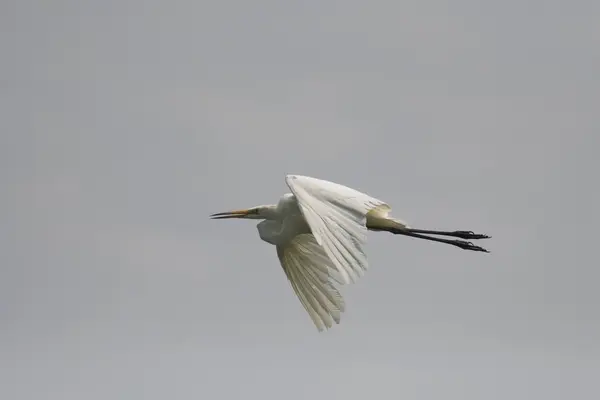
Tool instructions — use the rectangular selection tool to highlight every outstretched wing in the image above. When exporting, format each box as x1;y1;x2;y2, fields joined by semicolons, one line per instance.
277;234;346;331
285;174;390;284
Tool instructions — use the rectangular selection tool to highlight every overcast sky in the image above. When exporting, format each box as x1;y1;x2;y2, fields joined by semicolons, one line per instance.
2;0;599;399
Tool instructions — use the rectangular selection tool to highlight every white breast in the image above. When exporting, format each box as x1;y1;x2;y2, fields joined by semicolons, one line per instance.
256;194;310;246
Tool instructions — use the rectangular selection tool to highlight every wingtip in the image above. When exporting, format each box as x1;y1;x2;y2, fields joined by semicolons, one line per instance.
285;174;300;182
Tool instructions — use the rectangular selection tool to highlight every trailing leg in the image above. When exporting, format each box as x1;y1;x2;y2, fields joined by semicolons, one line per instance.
406;229;490;240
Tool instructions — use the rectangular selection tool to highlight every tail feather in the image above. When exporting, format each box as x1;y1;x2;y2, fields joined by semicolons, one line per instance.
366;214;408;232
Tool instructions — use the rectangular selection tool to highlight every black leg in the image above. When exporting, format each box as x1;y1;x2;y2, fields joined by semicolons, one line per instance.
387;228;490;253
406;229;491;240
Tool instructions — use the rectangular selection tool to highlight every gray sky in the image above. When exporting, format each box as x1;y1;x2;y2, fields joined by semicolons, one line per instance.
2;0;599;399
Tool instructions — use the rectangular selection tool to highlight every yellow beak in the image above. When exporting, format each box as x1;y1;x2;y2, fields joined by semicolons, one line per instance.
209;209;253;219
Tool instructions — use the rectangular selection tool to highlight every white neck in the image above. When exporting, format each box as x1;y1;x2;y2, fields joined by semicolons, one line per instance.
256;204;279;220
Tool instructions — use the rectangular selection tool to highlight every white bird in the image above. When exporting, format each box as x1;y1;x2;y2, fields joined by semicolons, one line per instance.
210;175;490;331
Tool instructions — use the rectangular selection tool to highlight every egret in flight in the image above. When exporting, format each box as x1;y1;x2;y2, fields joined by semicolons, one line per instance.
210;175;490;331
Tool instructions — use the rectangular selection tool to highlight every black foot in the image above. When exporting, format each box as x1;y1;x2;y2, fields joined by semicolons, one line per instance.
452;231;491;240
451;239;490;253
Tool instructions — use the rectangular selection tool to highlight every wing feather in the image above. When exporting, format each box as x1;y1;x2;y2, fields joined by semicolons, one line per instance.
285;174;388;284
277;234;346;331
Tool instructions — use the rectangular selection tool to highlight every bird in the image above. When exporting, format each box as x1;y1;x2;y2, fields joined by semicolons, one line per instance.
210;174;490;331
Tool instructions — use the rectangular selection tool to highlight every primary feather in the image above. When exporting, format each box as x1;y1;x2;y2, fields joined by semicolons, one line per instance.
277;234;345;331
285;175;389;284
252;175;389;330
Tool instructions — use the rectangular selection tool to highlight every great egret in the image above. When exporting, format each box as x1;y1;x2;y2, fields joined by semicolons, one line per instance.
210;175;490;331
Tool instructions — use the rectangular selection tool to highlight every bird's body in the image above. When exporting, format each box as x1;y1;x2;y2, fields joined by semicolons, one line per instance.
211;175;490;331
256;193;308;246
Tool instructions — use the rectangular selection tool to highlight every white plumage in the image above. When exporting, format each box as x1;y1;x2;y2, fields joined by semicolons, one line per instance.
286;175;390;284
211;174;490;331
277;234;345;331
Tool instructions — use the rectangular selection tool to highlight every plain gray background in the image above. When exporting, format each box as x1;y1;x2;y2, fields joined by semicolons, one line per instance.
3;0;599;399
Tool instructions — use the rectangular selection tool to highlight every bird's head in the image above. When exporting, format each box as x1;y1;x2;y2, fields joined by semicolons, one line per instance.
209;205;277;220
